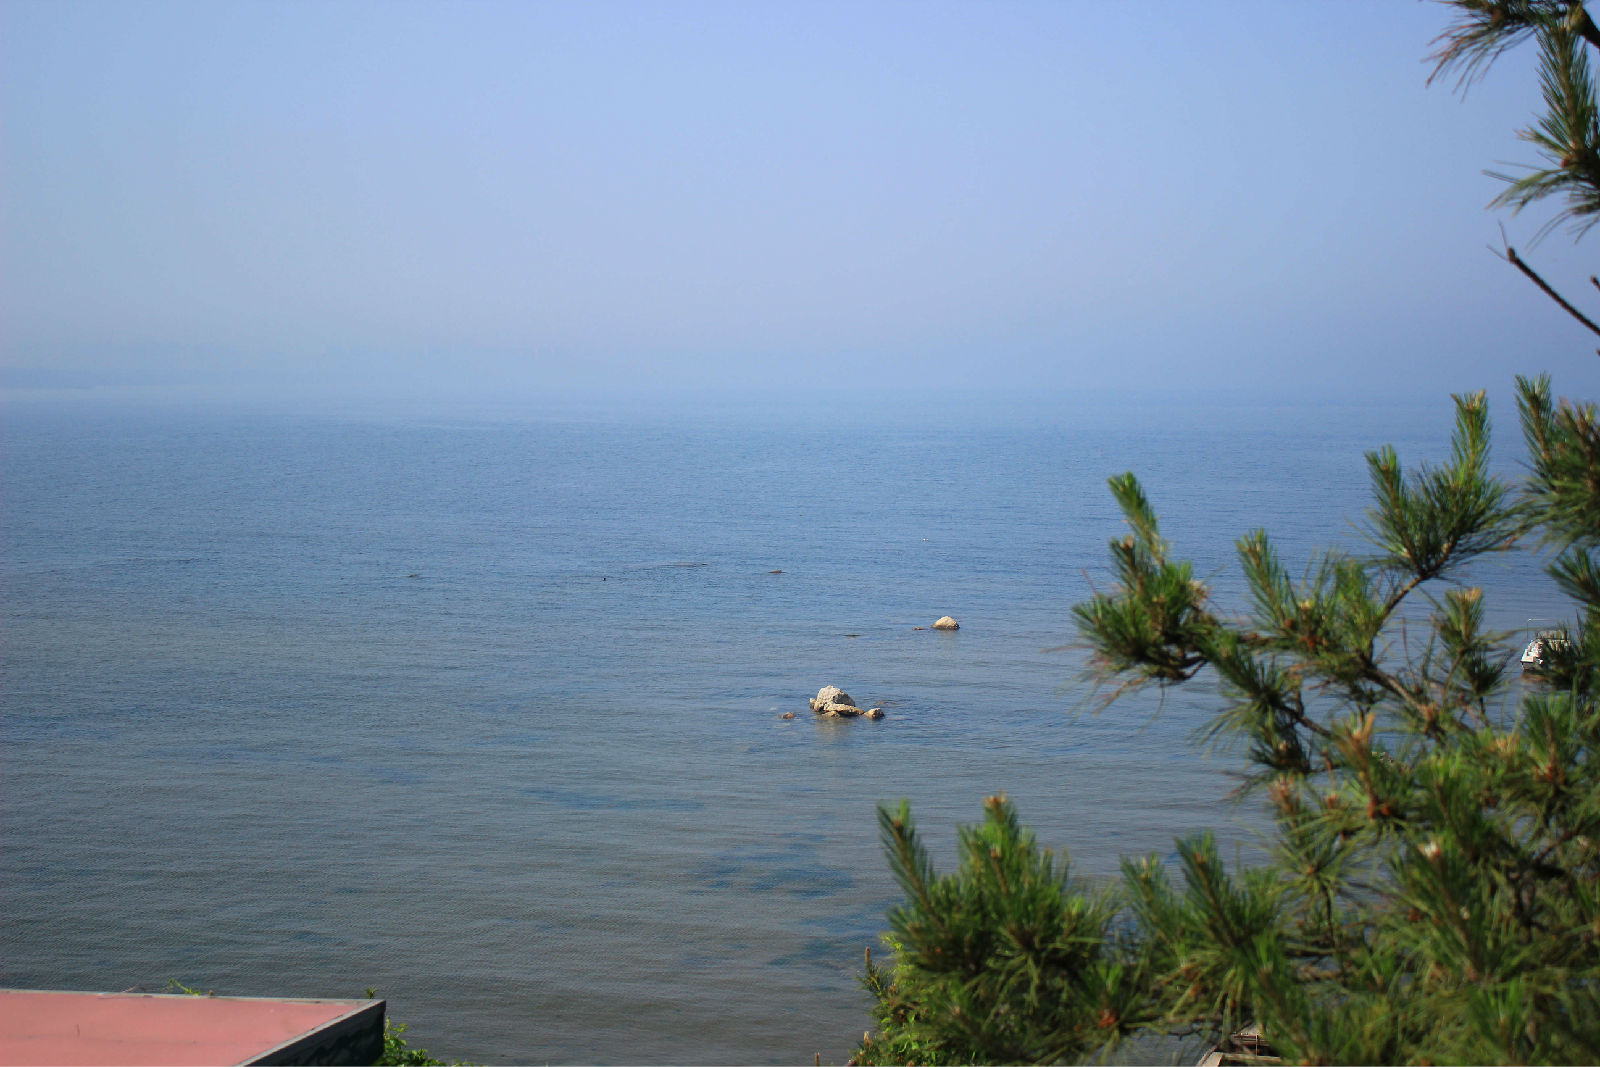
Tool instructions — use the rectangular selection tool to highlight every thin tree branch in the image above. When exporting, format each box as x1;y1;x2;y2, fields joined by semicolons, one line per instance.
1498;241;1600;341
1286;692;1332;740
1578;6;1600;54
1381;570;1430;620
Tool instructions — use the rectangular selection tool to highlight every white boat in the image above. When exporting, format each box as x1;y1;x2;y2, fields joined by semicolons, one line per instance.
1521;629;1569;672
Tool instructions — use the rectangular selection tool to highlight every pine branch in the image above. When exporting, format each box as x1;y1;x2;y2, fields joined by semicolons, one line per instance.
1430;2;1600;87
1488;19;1600;236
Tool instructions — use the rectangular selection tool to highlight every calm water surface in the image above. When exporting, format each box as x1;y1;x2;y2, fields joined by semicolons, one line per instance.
0;394;1565;1063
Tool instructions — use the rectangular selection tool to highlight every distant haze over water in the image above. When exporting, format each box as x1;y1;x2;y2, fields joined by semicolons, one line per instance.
0;393;1568;1063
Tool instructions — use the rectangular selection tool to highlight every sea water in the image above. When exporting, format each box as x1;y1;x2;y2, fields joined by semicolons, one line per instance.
0;392;1567;1063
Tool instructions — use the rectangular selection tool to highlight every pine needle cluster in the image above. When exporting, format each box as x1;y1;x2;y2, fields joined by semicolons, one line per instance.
1434;1;1600;237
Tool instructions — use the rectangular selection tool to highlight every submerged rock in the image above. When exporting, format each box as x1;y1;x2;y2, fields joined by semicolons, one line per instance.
819;702;862;717
933;616;960;630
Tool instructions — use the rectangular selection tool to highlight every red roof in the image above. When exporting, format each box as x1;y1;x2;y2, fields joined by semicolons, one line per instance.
0;989;383;1066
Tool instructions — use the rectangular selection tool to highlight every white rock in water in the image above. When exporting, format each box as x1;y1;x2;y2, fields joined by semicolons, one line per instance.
810;685;855;711
933;616;960;630
865;708;885;720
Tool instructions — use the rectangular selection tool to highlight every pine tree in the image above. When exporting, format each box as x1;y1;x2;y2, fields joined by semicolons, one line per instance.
855;5;1600;1064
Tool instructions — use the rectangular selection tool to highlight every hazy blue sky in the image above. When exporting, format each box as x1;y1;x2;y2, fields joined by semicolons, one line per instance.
3;0;1597;405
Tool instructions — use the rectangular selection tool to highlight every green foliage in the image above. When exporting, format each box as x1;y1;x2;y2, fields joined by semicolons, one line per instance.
856;13;1600;1058
858;798;1144;1066
860;934;976;1066
375;1019;452;1067
165;978;216;997
367;989;466;1067
1070;473;1214;686
857;385;1600;1064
